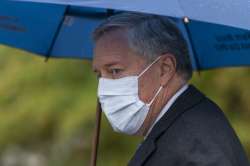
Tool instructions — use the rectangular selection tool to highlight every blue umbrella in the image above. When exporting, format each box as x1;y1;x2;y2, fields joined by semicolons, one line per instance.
0;0;250;70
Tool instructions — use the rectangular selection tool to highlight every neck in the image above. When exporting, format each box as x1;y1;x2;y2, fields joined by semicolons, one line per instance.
136;76;187;136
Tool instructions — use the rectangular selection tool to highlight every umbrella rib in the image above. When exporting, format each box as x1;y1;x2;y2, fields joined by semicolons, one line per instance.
45;5;70;62
183;19;201;71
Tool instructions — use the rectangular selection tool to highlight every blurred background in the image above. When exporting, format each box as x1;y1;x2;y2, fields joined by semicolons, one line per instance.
0;45;249;166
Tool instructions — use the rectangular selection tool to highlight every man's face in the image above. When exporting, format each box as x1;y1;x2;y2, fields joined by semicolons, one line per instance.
92;29;162;103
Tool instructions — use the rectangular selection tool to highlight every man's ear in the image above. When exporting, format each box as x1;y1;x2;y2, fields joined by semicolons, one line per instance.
159;53;177;87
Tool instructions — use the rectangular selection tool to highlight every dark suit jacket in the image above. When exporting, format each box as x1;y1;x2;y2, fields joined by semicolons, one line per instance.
128;85;249;166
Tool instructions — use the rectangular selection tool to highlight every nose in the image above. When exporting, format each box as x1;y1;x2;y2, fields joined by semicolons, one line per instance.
99;70;112;79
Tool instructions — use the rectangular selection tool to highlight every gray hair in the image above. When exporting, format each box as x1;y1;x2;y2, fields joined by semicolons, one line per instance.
93;12;193;80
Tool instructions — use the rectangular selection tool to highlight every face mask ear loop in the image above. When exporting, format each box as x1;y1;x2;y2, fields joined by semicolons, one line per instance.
147;86;163;107
138;56;162;78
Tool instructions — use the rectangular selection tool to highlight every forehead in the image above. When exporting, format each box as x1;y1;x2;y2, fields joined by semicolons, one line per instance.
92;30;145;70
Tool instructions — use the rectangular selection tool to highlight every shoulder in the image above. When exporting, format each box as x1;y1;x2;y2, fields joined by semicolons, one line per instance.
153;95;249;166
159;96;234;144
157;85;234;141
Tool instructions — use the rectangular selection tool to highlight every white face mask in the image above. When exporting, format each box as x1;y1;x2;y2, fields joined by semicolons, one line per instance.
97;56;163;135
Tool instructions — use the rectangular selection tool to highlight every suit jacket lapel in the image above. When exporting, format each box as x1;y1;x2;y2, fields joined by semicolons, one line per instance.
128;85;205;166
128;138;156;166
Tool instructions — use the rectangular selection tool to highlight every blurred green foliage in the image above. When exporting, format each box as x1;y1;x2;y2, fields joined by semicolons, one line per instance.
0;45;249;166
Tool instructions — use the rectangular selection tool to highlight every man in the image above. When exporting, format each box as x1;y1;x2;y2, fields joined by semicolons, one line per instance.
92;12;249;166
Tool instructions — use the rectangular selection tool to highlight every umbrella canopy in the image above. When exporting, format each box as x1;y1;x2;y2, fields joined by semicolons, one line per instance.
0;0;250;70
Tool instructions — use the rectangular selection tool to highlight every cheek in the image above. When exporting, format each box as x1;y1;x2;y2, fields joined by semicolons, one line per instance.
138;72;161;103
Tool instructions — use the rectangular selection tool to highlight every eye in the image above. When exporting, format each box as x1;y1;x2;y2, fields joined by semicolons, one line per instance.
112;69;121;75
109;68;122;76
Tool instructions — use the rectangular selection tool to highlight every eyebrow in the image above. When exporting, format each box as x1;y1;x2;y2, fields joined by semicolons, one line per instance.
92;61;122;73
104;61;121;67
